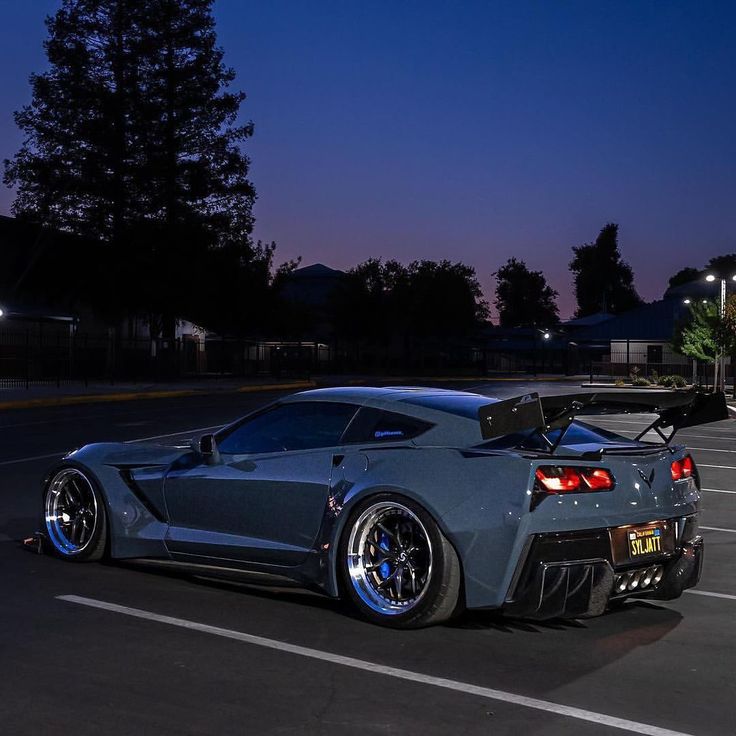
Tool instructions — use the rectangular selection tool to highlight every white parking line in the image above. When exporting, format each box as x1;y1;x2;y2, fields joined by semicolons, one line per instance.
0;424;225;466
675;433;736;442
698;464;736;470
57;594;696;736
701;488;736;495
700;525;736;533
0;452;66;467
687;447;736;453
685;590;736;601
592;418;736;435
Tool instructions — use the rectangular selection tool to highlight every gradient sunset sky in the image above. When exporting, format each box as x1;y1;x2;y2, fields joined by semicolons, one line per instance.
1;1;735;318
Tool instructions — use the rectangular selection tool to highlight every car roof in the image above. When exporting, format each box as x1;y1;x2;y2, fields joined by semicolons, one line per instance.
282;385;493;406
280;386;500;446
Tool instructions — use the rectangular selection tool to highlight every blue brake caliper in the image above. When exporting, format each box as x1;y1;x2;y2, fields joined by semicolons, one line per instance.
379;532;391;580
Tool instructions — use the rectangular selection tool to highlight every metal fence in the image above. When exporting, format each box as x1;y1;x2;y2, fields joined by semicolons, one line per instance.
589;361;731;387
0;330;319;388
0;328;573;388
4;327;726;388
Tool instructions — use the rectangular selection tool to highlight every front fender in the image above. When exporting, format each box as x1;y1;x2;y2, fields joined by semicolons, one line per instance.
43;442;184;559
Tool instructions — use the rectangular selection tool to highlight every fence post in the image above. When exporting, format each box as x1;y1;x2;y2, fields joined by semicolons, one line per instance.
25;329;30;390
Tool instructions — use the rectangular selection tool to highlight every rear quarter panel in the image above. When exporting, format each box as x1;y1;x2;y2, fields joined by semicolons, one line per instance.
328;444;699;609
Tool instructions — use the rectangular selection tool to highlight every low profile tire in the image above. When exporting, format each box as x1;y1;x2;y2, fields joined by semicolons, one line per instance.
339;494;462;629
43;466;107;561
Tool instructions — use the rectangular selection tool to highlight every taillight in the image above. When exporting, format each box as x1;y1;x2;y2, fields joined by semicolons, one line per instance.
534;466;615;494
672;455;695;481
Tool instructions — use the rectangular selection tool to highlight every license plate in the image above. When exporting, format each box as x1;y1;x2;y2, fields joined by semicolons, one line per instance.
628;525;665;559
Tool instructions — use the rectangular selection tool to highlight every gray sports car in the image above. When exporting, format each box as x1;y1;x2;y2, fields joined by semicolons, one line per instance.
39;386;728;628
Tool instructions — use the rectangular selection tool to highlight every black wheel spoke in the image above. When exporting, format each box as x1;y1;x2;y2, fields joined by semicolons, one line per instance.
376;568;399;590
395;565;404;599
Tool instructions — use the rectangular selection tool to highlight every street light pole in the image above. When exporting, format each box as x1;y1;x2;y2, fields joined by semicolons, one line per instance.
706;272;736;393
719;277;726;393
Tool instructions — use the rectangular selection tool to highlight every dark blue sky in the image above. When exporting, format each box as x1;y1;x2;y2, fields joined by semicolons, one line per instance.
2;1;735;318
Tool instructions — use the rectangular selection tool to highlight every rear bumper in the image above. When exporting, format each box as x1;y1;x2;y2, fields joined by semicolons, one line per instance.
503;530;703;620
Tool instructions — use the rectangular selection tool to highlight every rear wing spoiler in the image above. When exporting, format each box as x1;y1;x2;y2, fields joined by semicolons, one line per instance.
478;389;730;450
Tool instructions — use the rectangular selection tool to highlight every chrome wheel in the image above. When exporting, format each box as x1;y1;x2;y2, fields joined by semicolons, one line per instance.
346;501;433;615
44;468;99;556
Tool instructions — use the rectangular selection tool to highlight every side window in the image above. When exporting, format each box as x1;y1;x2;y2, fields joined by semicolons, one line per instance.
342;407;433;444
217;402;358;455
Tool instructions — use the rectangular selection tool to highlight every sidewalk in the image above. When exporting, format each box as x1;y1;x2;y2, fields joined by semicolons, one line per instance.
0;377;318;410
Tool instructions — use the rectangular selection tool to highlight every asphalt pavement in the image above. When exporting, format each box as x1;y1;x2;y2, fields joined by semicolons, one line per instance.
0;380;734;736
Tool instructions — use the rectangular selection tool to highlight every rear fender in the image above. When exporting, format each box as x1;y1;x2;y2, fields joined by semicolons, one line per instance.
320;447;528;602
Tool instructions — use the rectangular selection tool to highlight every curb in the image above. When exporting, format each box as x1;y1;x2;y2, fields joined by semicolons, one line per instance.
0;374;585;411
0;380;317;411
345;375;577;385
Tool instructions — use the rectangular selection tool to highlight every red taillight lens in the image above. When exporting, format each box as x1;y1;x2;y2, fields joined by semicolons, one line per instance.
535;466;614;494
672;455;695;481
535;466;581;492
681;455;694;477
580;468;615;490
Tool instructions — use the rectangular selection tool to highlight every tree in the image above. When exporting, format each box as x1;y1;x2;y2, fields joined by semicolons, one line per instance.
569;223;642;317
673;300;720;389
705;254;736;277
493;258;559;328
331;258;489;343
717;294;736;398
667;267;700;290
4;0;258;336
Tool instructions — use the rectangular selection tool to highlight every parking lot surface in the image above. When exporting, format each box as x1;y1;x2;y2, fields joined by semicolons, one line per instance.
1;381;734;735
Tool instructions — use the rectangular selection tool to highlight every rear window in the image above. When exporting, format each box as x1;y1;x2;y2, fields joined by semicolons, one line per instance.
478;420;638;450
342;407;433;444
400;393;492;420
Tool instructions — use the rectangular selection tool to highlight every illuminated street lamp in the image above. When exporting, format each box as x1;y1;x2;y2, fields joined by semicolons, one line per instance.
704;271;736;392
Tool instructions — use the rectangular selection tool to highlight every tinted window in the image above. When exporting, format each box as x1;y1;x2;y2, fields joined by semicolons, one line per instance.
217;402;358;454
342;407;433;443
478;420;639;450
400;393;491;420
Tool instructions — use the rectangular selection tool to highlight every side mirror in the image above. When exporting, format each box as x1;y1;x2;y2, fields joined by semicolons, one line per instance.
197;434;221;465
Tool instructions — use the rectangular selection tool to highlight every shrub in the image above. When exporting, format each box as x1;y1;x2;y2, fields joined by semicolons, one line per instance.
632;376;651;387
657;375;688;388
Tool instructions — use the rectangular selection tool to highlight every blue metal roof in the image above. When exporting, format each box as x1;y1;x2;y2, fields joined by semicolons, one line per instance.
570;298;690;342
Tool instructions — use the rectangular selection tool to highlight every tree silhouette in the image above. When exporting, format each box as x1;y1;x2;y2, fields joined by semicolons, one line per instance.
705;254;736;278
4;0;257;335
667;266;700;290
331;258;488;343
569;223;642;317
494;258;559;327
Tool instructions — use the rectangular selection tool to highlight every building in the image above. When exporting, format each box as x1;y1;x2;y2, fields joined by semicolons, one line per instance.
567;278;731;380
